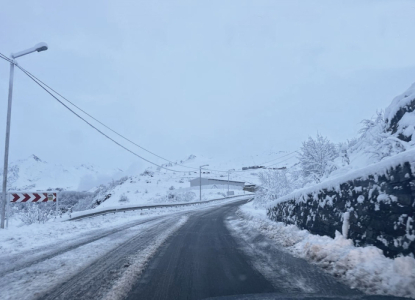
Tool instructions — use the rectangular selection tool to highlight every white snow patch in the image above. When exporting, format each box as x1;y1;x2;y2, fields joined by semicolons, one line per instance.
342;212;350;239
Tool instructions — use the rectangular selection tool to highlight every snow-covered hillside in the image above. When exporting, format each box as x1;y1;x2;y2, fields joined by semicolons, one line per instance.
1;150;296;212
87;152;295;209
0;154;122;191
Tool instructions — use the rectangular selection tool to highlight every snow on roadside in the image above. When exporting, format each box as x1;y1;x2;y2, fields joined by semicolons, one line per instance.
234;201;415;299
1;218;166;300
1;207;167;257
0;196;249;258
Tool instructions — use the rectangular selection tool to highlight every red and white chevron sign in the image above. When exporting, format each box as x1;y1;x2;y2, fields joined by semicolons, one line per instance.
10;192;57;203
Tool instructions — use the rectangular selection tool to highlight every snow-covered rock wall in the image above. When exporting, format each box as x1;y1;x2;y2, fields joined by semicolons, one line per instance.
267;157;415;258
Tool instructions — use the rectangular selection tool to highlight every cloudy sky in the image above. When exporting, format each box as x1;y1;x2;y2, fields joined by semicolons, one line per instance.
1;0;415;171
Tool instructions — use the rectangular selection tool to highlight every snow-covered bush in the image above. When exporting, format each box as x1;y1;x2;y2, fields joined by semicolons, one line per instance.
140;170;154;177
18;203;55;225
154;190;196;203
298;134;338;183
119;194;129;203
59;191;93;212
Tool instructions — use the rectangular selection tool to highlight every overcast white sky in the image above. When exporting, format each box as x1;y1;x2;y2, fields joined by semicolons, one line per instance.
1;0;415;170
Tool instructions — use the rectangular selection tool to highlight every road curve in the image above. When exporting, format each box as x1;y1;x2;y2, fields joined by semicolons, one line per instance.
126;199;360;300
126;200;277;300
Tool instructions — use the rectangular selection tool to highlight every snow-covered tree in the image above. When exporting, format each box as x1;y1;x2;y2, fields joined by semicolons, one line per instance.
254;170;295;207
358;110;408;161
298;134;338;183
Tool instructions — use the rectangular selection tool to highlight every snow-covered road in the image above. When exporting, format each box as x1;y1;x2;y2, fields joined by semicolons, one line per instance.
1;215;182;300
0;197;250;300
125;199;362;300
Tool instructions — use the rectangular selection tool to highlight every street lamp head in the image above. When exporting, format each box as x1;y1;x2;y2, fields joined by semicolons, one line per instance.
35;42;48;52
200;164;209;168
11;42;48;59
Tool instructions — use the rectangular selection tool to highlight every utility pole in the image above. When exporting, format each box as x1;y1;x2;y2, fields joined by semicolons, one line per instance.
227;169;235;196
1;43;48;229
228;171;230;193
199;164;209;201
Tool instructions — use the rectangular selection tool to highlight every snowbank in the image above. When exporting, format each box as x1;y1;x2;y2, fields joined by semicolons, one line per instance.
237;202;415;298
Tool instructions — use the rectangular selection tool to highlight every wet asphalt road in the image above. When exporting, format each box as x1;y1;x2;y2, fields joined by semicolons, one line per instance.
126;200;277;300
126;199;363;300
31;199;361;300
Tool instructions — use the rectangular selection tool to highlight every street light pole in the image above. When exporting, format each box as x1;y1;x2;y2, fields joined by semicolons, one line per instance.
227;169;235;196
199;164;209;202
1;43;48;229
228;172;229;193
1;62;15;229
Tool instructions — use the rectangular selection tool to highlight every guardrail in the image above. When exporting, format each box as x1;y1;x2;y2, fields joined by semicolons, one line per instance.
68;195;253;221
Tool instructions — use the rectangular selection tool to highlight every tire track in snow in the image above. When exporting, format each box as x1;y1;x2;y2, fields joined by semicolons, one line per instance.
37;215;187;300
0;215;163;275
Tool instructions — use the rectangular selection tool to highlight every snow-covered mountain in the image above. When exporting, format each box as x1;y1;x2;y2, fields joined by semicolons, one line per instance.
1;150;295;209
0;154;123;191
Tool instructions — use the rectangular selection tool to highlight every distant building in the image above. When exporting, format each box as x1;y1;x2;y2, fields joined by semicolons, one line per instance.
189;178;245;189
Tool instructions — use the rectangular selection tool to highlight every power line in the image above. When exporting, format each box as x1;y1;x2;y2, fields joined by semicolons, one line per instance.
0;53;12;63
0;54;251;174
16;66;191;173
259;151;298;166
0;52;199;170
0;53;297;175
209;151;299;173
266;155;298;167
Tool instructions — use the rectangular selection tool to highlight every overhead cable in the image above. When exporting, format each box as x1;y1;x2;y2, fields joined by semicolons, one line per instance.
16;66;191;173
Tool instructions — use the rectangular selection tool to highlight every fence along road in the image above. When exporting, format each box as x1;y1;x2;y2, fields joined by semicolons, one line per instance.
67;195;253;221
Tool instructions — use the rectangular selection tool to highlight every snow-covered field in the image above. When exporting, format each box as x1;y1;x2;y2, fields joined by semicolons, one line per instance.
230;201;415;299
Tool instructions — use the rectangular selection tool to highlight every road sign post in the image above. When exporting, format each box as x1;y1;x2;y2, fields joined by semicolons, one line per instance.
5;192;58;227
